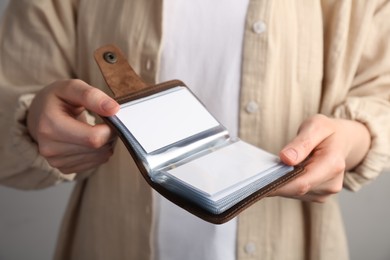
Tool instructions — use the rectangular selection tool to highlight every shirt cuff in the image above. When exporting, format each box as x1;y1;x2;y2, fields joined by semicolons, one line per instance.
6;93;76;189
333;97;390;191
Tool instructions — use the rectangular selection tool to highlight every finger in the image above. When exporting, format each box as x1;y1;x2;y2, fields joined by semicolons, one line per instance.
54;79;119;116
307;160;345;197
284;173;344;203
59;152;113;174
287;193;330;203
39;115;116;148
279;115;335;165
273;141;345;199
47;148;114;173
38;137;116;158
60;161;108;175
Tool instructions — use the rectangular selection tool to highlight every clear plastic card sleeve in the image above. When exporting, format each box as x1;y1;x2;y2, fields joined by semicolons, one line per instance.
107;86;294;215
94;44;305;224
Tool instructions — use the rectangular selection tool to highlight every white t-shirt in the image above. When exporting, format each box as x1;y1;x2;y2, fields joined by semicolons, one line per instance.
154;1;249;259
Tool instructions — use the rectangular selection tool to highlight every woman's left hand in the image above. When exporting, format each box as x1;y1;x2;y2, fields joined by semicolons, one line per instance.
271;114;371;202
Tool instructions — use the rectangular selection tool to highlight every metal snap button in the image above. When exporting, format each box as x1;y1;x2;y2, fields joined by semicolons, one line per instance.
103;52;117;64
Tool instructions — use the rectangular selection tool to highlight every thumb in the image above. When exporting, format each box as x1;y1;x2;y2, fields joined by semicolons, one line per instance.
54;79;119;116
279;137;315;166
279;115;334;166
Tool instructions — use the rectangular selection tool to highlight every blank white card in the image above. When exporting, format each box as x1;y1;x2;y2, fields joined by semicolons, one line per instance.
116;87;220;153
166;140;281;199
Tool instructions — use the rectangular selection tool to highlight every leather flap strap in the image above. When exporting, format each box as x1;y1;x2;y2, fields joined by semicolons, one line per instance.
94;44;148;97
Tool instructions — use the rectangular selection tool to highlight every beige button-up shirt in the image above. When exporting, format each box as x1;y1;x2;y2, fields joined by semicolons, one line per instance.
0;1;389;259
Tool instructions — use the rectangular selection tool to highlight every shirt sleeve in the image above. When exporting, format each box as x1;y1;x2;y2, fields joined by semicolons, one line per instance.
0;0;89;189
0;93;76;189
333;1;390;191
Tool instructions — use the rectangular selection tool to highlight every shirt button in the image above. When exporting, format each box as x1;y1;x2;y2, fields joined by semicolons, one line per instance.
252;20;266;34
245;101;259;114
244;242;256;255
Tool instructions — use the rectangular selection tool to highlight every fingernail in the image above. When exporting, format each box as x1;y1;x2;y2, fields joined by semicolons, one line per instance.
283;148;298;161
102;99;117;113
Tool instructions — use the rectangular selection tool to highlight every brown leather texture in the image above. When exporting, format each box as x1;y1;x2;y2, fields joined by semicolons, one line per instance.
94;44;306;224
94;44;148;97
115;79;186;105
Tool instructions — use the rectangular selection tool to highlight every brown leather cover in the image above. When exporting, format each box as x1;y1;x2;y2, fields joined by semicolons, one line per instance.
94;44;306;224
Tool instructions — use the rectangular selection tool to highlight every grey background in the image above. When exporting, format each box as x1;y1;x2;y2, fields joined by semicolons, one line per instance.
0;1;389;259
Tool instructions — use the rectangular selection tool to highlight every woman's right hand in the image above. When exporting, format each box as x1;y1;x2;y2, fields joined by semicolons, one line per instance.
27;79;120;174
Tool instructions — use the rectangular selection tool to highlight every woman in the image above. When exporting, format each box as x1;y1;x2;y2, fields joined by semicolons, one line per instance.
0;1;389;259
